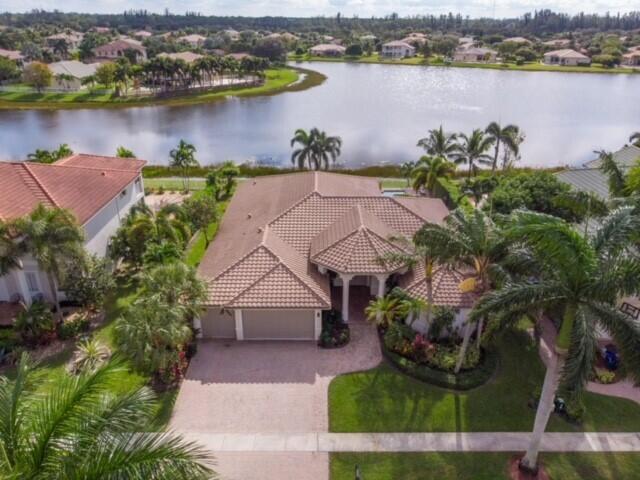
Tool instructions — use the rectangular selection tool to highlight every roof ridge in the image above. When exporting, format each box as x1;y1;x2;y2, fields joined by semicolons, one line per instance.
211;244;278;281
226;262;282;306
20;163;59;208
389;196;434;223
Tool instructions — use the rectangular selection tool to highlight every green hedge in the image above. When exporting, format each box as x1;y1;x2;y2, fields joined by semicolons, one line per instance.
381;339;499;391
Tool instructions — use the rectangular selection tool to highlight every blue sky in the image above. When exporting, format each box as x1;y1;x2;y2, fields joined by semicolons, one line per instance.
0;0;635;18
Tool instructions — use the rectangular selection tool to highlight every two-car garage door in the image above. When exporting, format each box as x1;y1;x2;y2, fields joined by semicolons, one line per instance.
201;308;316;340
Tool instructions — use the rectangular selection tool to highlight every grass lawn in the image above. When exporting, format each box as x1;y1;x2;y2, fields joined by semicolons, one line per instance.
380;178;409;189
0;68;306;110
291;54;639;75
329;329;640;433
330;452;640;480
144;178;207;191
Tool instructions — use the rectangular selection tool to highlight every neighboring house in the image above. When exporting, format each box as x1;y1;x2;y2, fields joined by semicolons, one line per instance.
223;29;240;41
179;34;208;48
458;36;475;47
157;51;203;63
226;52;252;61
0;154;146;306
360;34;377;43
0;48;24;67
196;171;471;342
381;41;416;59
555;144;640;199
543;49;590;66
92;27;111;34
93;39;147;62
264;32;299;43
133;30;153;39
401;33;427;46
48;60;99;90
453;47;497;63
310;44;346;56
622;51;640;67
46;32;83;51
543;38;572;48
502;36;532;44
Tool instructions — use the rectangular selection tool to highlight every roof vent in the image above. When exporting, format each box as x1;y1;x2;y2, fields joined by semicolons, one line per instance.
257;227;263;233
247;213;252;219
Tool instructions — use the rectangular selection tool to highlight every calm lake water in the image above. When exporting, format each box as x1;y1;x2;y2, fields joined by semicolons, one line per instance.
1;62;639;168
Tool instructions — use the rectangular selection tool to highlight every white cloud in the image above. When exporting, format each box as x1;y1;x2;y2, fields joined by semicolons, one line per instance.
0;0;636;17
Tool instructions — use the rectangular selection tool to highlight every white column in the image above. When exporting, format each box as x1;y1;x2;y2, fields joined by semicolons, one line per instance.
16;269;32;306
193;315;203;339
234;309;244;340
314;309;322;341
376;274;388;298
340;274;353;323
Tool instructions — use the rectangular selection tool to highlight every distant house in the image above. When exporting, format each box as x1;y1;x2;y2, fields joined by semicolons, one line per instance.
0;48;24;66
542;38;571;48
360;34;377;43
179;34;207;48
543;49;590;66
458;36;475;47
157;51;203;63
381;41;416;59
91;27;111;34
310;44;346;57
453;47;497;63
133;30;153;39
46;32;83;51
401;33;427;46
264;32;299;43
503;37;532;45
223;29;240;41
622;51;640;67
227;52;252;61
93;39;147;62
48;60;99;90
0;154;146;306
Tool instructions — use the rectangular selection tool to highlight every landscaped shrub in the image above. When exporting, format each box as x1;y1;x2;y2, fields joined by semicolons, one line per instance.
319;309;350;348
564;397;586;424
429;306;455;340
593;367;616;384
57;312;91;340
0;328;20;357
14;301;55;346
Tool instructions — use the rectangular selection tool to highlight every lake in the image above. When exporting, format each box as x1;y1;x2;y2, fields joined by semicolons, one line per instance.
1;62;639;168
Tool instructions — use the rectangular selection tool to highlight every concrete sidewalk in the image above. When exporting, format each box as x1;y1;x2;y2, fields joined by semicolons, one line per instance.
180;431;640;453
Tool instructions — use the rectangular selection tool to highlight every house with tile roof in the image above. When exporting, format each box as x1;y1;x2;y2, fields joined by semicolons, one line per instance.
543;49;590;66
0;154;145;306
93;39;147;62
197;171;475;341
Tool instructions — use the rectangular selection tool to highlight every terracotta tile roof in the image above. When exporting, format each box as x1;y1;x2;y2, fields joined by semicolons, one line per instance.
398;263;478;309
199;171;452;308
310;205;408;274
0;154;145;224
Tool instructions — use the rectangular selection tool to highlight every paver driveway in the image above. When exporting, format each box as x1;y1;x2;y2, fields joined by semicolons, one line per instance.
170;323;381;434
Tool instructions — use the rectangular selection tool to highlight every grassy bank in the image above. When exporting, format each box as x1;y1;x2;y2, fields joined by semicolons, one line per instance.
0;67;324;110
291;54;639;75
331;452;640;480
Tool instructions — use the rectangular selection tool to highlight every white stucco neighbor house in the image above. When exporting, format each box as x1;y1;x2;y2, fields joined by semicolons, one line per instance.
381;41;416;59
543;49;591;66
48;60;100;90
453;46;498;63
0;154;146;307
197;172;475;341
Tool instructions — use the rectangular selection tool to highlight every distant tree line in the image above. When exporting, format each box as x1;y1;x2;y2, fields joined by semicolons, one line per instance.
1;9;639;38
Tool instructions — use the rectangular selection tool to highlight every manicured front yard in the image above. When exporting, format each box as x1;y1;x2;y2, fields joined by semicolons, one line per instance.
329;329;640;433
331;452;640;480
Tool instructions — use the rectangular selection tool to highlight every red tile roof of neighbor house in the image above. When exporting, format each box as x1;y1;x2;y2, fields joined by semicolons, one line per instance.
198;171;453;309
0;154;145;224
399;262;478;309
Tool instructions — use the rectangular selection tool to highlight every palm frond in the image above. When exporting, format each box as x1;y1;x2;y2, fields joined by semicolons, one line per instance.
559;306;598;396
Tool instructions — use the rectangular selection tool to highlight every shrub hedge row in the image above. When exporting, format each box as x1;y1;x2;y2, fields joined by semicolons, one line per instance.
381;339;499;391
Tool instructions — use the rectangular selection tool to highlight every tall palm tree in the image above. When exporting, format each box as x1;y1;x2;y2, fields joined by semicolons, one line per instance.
14;205;84;320
630;131;640;147
417;125;458;159
411;155;456;196
169;140;199;192
0;220;21;275
291;128;342;170
454;129;494;178
400;161;415;187
416;208;508;370
597;150;627;197
0;354;214;479
469;208;640;473
485;122;520;173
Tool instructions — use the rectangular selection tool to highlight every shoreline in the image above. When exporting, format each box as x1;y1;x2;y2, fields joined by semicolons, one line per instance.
0;66;326;111
291;55;640;75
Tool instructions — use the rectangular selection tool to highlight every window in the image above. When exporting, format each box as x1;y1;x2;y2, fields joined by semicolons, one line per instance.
120;188;127;198
25;272;39;293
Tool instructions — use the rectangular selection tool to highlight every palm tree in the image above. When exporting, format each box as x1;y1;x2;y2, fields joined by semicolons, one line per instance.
290;128;342;170
116;146;136;158
14;205;84;320
552;190;609;236
0;354;214;479
365;296;402;328
411;155;456;196
400;161;415;187
416;208;508;370
169;140;199;192
417;125;458;159
485;122;520;173
469;208;640;473
630;131;640;147
0;220;21;275
598;150;627;197
454;129;494;178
